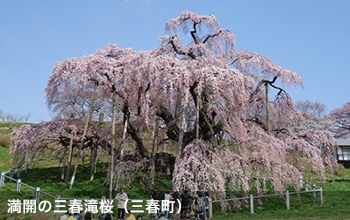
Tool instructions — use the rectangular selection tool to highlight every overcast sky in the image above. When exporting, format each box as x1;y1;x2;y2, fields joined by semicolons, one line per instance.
1;0;349;122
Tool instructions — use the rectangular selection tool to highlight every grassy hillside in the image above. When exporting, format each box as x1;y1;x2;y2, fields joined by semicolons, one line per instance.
1;122;350;219
0;147;10;171
0;122;25;171
1;165;350;220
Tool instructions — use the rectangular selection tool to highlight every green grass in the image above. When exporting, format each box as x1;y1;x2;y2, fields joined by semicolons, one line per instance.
0;160;173;220
0;122;25;147
0;147;11;171
0;122;24;171
1;165;350;219
0;122;26;128
1;122;350;219
212;189;350;219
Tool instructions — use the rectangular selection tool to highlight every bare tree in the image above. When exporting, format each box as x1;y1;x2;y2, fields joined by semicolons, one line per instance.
0;108;31;123
295;100;334;131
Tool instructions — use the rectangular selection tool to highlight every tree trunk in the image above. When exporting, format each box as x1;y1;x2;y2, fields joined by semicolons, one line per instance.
69;82;97;189
177;106;187;160
65;137;74;185
127;123;150;158
109;90;117;200
265;83;271;134
90;147;94;180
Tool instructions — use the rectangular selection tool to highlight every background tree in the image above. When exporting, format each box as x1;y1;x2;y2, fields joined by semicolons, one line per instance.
10;119;111;178
330;102;350;138
295;100;335;131
296;100;326;116
0;108;31;123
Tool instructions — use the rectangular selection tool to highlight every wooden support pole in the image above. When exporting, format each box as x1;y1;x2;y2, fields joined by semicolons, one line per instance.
265;83;271;134
70;82;97;189
65;137;74;184
61;156;66;180
120;114;128;161
196;95;200;139
109;91;117;200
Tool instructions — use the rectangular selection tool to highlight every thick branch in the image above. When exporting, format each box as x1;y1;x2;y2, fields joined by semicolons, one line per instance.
127;122;150;159
190;82;221;143
203;30;223;44
156;105;195;147
190;22;200;44
168;38;196;60
249;73;283;103
122;102;150;159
